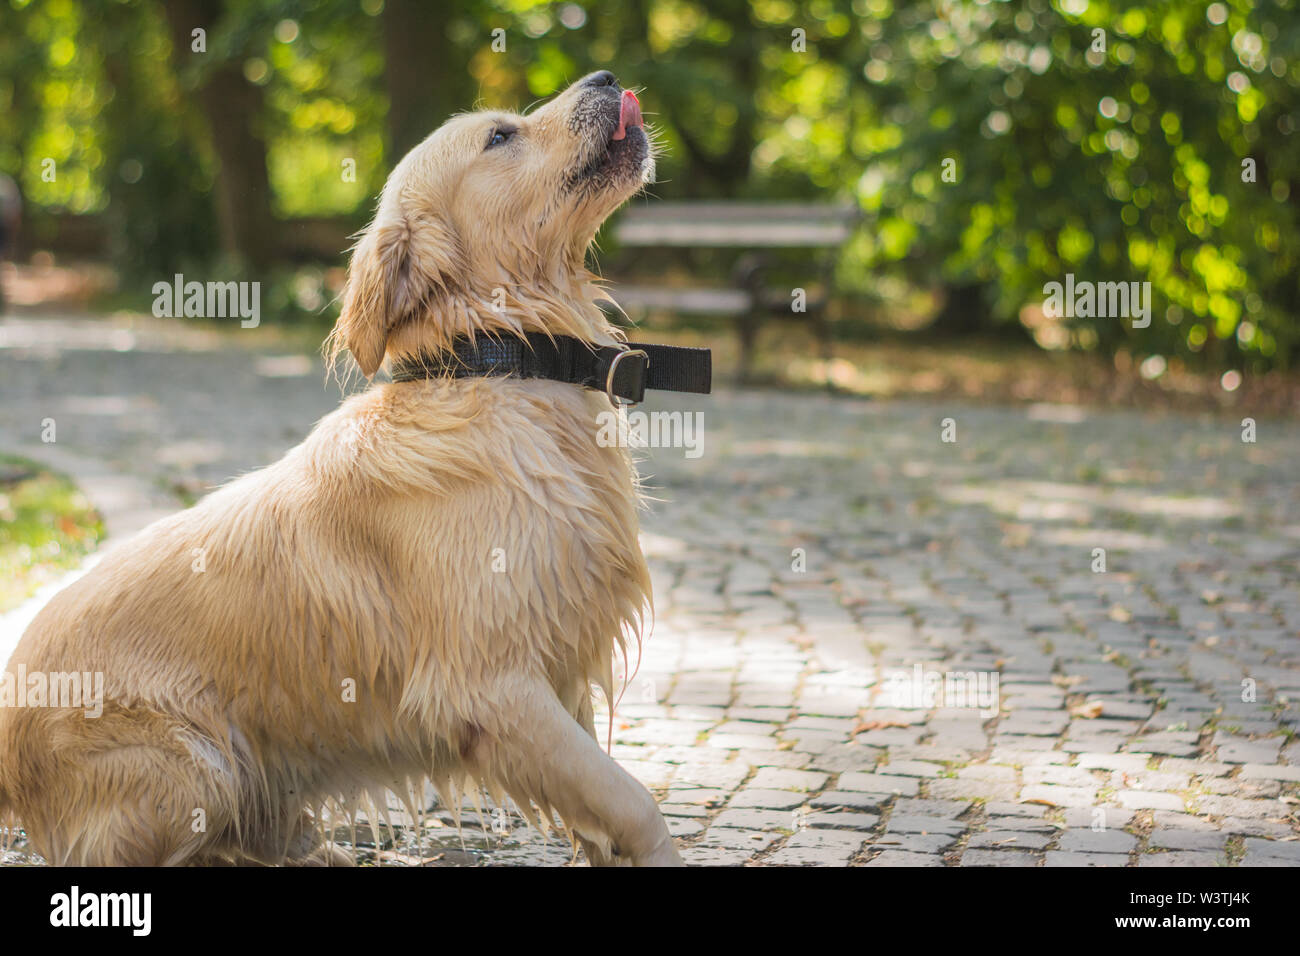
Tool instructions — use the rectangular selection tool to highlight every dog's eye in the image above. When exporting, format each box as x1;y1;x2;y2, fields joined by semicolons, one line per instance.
486;127;515;150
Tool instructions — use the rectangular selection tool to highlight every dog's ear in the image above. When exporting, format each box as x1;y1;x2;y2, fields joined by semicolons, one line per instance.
334;216;409;377
334;213;458;377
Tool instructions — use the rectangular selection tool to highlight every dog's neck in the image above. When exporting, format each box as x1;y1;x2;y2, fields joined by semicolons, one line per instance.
383;269;623;370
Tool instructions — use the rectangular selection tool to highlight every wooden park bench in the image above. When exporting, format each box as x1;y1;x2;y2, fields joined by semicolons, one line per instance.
604;201;859;383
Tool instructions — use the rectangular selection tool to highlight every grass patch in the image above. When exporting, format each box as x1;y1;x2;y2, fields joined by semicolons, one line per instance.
0;455;103;613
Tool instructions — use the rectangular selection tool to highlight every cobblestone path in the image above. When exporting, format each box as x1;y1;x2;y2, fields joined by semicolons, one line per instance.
2;317;1297;866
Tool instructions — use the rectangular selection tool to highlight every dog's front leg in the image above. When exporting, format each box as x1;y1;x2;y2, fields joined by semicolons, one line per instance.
475;683;683;867
570;693;629;867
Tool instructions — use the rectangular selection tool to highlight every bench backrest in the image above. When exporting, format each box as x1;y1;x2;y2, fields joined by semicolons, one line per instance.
613;201;859;248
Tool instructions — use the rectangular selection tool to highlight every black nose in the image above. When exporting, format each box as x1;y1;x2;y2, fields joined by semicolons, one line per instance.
580;70;619;90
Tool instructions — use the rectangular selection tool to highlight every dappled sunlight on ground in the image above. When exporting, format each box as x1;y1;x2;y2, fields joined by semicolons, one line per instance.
942;480;1242;522
2;316;1297;866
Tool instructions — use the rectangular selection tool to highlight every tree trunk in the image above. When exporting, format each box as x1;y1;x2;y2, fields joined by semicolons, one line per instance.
664;0;756;197
382;0;470;161
161;0;276;268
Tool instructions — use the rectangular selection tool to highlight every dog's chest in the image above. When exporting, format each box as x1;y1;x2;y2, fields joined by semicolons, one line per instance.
392;388;651;692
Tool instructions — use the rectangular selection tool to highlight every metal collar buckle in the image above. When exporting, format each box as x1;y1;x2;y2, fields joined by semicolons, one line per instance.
606;348;649;407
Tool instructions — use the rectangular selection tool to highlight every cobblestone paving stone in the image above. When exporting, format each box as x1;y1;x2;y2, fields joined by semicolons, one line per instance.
2;318;1298;866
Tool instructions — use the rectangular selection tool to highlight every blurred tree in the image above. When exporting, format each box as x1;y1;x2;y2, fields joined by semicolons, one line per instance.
3;0;107;216
855;0;1300;369
0;2;38;192
5;0;1298;373
159;0;277;267
98;0;219;276
260;0;386;219
634;0;761;196
382;0;479;160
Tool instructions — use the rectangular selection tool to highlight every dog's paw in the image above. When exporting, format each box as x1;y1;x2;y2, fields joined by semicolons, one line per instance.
638;837;685;867
286;844;356;867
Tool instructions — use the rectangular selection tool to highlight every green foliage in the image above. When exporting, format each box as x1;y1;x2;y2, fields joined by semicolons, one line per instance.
1;0;1297;370
254;0;387;216
3;0;108;213
0;454;103;613
855;0;1300;370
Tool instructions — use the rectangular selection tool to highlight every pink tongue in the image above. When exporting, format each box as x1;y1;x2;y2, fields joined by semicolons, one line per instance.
612;89;642;141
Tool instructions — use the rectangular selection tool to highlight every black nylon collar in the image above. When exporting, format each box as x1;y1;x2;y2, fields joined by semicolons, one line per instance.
389;333;711;405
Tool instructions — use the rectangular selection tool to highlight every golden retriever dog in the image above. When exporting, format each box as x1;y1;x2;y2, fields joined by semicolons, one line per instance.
0;71;686;866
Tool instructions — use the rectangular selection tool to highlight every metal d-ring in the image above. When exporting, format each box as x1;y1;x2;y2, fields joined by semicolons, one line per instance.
605;347;649;407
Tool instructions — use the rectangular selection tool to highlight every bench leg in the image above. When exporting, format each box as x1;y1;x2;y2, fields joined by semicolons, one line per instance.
736;312;761;385
812;307;835;390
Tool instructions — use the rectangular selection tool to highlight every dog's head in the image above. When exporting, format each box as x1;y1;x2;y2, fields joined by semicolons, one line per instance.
331;71;655;377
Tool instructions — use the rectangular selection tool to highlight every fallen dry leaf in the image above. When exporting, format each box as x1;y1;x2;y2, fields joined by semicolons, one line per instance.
1070;701;1105;719
852;719;912;734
